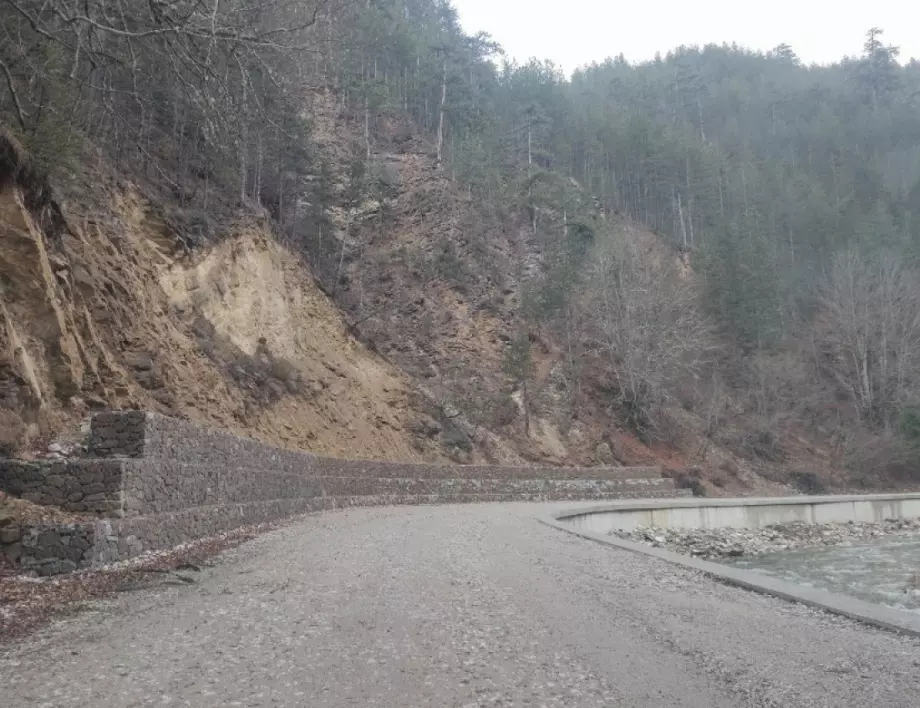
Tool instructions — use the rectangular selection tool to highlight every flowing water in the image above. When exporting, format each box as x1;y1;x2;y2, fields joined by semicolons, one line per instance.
727;536;920;614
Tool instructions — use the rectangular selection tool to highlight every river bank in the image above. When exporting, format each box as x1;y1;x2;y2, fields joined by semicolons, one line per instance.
612;518;920;560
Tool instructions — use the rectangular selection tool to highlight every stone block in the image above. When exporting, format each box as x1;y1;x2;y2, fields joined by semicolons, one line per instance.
0;526;21;544
45;491;66;505
57;544;85;562
36;529;61;546
83;482;106;495
70;535;92;552
78;469;103;484
4;541;21;563
38;560;78;576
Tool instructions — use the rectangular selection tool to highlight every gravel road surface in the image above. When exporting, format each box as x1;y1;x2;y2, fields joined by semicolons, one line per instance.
2;502;919;707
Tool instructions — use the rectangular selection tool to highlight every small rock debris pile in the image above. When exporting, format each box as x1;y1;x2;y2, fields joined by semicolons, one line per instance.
613;518;920;560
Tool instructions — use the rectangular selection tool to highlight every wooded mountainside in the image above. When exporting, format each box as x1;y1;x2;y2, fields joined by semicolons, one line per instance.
3;0;920;484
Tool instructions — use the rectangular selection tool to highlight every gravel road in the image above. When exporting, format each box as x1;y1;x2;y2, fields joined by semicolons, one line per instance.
2;502;920;707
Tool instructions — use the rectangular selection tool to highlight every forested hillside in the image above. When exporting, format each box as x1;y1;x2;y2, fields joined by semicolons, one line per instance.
3;1;920;487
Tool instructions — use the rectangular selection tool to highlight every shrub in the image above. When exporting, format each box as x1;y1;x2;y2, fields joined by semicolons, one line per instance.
844;431;920;484
789;469;827;495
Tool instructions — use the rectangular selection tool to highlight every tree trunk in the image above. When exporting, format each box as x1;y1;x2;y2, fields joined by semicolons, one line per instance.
528;123;536;236
436;58;447;168
718;169;725;218
522;378;531;437
239;78;248;205
254;133;263;206
688;198;695;246
697;92;706;143
364;95;372;163
677;190;688;248
333;217;351;298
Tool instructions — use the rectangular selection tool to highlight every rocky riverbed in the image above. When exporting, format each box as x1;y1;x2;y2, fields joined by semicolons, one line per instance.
612;518;920;560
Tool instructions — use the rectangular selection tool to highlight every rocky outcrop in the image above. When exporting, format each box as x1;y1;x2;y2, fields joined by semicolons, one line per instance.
0;170;469;466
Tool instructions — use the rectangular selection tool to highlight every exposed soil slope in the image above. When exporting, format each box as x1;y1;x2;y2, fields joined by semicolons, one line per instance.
0;154;453;462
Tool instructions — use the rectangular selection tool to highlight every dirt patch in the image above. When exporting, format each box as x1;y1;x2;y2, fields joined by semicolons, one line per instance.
0;159;455;463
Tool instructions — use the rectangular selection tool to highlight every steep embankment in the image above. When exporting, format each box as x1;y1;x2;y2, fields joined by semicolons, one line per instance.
308;92;629;467
0;153;460;463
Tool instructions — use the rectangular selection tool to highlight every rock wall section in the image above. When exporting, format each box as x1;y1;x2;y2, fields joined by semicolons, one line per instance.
0;460;124;516
1;412;683;574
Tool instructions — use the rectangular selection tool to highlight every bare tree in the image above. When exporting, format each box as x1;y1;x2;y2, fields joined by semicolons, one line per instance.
0;0;334;198
818;248;920;427
435;50;448;168
588;228;713;437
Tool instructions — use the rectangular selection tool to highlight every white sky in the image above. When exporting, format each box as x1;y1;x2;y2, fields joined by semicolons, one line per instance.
453;0;920;73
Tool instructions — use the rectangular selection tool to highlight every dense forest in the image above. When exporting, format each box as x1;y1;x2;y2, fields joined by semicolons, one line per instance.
3;0;920;478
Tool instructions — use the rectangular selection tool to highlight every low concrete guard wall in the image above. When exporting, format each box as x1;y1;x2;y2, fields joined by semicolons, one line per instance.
560;494;920;534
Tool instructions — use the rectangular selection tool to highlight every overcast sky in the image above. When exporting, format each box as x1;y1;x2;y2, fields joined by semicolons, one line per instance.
452;1;920;74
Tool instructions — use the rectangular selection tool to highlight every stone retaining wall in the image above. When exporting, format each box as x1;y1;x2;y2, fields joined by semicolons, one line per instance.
0;411;676;575
317;458;662;481
87;411;148;458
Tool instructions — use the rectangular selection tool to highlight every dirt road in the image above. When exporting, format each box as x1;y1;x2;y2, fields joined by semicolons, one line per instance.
2;503;919;707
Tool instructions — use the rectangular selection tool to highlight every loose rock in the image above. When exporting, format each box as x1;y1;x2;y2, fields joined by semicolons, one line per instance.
613;518;920;559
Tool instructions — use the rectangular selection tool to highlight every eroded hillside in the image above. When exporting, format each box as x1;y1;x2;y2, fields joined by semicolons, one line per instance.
0;148;515;464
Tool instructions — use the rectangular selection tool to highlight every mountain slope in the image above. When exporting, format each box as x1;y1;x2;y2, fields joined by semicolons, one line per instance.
0;91;879;498
300;92;798;494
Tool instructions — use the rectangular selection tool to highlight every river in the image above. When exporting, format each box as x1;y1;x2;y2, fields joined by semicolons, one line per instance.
727;535;920;613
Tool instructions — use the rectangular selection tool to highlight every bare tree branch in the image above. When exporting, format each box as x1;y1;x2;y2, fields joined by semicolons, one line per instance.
0;56;28;129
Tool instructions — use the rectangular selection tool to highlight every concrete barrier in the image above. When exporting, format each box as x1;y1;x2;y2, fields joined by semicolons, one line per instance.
539;497;920;638
557;494;920;534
